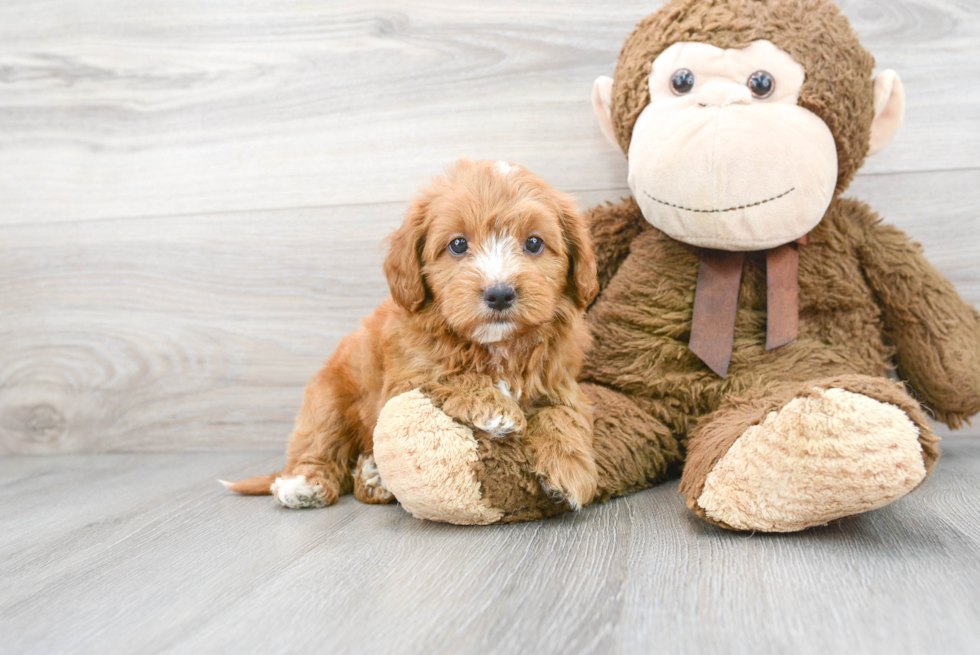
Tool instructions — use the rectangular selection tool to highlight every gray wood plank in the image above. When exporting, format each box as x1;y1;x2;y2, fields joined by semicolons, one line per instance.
3;174;977;454
0;442;978;655
0;0;977;225
0;451;280;600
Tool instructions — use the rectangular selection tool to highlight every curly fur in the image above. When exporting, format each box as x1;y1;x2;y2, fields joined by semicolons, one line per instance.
224;159;600;509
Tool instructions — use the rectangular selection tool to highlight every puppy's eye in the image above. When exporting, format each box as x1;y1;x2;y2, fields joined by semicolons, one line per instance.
670;69;695;95
448;237;468;256
524;236;544;255
747;70;775;98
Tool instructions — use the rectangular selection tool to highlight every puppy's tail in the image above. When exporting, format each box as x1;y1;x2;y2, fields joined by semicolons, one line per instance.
218;474;277;496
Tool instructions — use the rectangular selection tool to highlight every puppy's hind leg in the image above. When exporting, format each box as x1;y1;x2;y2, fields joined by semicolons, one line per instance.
272;461;351;509
273;376;356;509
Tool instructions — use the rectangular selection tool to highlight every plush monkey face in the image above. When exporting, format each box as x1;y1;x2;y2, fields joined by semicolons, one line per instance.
593;0;906;252
627;40;837;250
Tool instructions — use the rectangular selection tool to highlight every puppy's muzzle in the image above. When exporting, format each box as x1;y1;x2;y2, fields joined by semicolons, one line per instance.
483;284;516;311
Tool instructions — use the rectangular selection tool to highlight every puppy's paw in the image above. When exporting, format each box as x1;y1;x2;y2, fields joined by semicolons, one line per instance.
537;452;599;511
441;395;526;438
271;475;336;509
353;454;395;504
473;408;526;439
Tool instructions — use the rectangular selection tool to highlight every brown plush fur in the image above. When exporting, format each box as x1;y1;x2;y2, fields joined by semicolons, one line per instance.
451;0;980;525
226;159;600;509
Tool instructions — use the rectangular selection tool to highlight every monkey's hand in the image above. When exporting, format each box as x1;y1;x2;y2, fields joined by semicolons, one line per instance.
859;209;980;428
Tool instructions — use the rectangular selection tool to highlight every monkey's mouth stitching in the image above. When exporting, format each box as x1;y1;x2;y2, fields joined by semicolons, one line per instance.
643;188;795;214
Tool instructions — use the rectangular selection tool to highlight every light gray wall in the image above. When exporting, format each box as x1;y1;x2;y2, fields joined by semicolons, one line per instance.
2;0;978;453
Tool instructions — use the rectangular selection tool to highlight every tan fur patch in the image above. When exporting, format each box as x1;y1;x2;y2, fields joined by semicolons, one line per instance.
373;390;504;525
697;387;926;532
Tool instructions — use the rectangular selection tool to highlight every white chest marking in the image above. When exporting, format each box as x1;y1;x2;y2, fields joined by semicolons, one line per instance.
474;321;516;344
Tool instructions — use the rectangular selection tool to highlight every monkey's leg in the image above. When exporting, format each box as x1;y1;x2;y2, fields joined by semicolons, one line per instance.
584;383;684;503
372;385;684;524
679;375;940;532
476;383;683;521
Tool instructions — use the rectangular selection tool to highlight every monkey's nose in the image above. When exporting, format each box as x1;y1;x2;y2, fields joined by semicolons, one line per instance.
484;284;516;311
697;82;752;108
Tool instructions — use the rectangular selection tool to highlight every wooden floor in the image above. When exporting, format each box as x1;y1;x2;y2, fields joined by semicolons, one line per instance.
2;0;980;653
3;439;980;655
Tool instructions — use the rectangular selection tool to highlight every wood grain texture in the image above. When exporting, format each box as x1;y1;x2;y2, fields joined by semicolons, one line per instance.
1;0;979;453
2;177;976;452
1;441;979;655
0;0;977;224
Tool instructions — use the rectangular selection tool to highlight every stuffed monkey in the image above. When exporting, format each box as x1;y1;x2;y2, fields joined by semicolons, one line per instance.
373;0;980;530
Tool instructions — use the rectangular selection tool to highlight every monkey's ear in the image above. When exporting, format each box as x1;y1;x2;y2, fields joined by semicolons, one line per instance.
868;70;905;157
592;76;619;150
383;198;428;312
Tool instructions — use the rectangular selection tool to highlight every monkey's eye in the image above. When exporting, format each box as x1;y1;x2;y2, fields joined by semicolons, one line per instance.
524;236;544;255
670;69;695;95
747;70;775;98
448;237;468;256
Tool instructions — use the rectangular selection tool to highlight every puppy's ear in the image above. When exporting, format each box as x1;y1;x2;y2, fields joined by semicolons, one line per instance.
384;197;428;311
555;192;599;309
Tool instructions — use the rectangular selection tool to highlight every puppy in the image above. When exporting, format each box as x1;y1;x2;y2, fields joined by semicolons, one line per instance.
223;159;600;510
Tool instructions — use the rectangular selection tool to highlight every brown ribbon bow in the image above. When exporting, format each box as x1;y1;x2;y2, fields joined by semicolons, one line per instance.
689;236;806;378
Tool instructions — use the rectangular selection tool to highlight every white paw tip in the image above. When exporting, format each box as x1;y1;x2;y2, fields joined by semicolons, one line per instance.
482;416;502;431
217;479;233;489
271;475;325;509
479;415;520;438
358;455;388;491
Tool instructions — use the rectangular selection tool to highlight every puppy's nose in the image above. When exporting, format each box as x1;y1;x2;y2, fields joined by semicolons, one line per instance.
483;284;516;311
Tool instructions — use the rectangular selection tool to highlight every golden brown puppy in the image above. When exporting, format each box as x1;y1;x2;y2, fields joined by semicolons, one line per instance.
223;159;600;510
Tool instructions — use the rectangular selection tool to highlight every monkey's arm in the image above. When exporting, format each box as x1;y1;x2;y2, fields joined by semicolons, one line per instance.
858;212;980;429
588;196;650;292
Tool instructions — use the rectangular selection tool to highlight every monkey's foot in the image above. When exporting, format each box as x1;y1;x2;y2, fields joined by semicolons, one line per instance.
373;390;505;525
682;378;938;532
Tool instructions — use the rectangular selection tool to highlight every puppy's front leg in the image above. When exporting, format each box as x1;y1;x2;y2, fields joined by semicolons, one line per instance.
421;374;526;438
353;453;395;505
527;403;598;510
